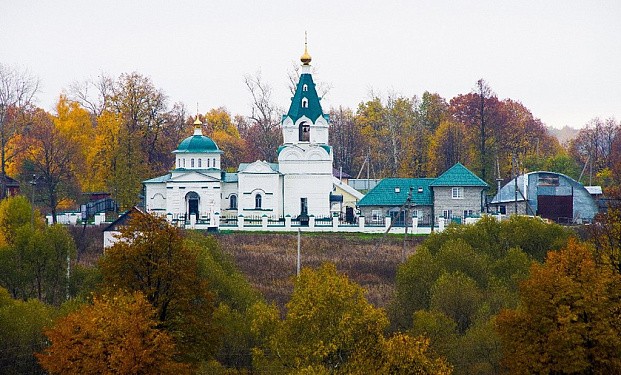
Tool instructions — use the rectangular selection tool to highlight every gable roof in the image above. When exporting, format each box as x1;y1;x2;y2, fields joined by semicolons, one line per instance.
430;163;489;188
104;206;145;232
237;161;279;173
358;178;435;207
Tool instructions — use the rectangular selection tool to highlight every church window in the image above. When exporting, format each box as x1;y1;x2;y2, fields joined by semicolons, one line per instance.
207;158;210;168
191;158;195;168
301;97;308;108
302;84;308;92
213;158;216;168
230;194;237;209
198;158;202;168
183;159;186;168
255;194;262;209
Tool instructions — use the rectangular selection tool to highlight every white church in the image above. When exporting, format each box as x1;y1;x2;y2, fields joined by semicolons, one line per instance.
143;44;360;227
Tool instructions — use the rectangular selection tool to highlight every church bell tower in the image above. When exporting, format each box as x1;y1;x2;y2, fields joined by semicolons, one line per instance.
278;37;333;218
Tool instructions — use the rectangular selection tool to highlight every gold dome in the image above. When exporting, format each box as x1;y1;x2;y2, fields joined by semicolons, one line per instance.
300;45;311;65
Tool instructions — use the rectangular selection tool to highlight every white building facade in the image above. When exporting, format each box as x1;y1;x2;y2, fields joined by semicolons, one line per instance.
144;45;339;226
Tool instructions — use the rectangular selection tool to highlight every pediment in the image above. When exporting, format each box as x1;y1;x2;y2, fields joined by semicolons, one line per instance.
169;171;221;183
239;160;279;174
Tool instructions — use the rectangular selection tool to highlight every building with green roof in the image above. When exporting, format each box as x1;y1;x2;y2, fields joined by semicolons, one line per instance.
357;163;489;226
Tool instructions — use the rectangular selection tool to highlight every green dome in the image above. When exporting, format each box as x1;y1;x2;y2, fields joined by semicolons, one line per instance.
174;135;220;153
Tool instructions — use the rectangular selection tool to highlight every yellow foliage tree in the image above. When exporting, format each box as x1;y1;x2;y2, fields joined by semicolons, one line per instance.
37;292;189;374
496;239;621;374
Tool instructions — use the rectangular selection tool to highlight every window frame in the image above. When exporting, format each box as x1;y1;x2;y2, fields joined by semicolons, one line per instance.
451;187;463;199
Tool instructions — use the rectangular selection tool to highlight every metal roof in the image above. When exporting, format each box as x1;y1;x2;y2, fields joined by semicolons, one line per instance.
358;178;435;207
430;162;489;187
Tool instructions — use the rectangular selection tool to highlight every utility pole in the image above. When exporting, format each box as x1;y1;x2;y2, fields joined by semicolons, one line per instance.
30;174;36;225
297;228;301;276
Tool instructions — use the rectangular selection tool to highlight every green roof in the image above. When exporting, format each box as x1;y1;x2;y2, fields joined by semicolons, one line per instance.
173;135;221;153
430;163;489;187
143;173;172;183
285;73;325;123
358;178;435;207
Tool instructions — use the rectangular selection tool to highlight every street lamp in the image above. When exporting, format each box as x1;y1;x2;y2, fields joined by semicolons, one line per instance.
30;174;36;225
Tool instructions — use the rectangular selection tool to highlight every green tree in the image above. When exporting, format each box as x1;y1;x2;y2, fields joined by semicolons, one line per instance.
0;197;76;305
431;271;483;334
391;246;440;330
37;292;189;375
185;231;261;370
496;240;621;374
410;310;459;360
0;287;54;374
99;214;218;363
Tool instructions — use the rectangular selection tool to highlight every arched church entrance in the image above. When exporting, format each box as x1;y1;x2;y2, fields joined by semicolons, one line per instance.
185;191;200;221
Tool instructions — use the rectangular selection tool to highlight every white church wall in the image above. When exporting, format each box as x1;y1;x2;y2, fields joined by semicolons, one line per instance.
283;174;332;217
238;173;282;218
220;181;238;216
145;184;167;213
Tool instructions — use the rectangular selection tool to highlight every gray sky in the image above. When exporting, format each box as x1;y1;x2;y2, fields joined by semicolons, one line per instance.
1;0;619;129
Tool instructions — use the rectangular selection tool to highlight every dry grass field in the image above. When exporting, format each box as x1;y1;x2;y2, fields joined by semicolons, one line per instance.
215;232;425;311
72;227;425;311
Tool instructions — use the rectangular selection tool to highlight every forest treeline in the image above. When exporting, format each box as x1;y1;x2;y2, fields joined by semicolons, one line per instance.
1;64;620;218
1;195;621;374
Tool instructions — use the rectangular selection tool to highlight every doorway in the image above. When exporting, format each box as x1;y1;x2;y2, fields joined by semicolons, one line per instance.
186;191;200;221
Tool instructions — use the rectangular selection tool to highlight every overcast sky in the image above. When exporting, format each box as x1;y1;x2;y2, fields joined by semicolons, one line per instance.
1;0;619;129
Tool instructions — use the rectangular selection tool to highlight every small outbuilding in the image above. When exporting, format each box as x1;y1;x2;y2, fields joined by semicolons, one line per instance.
489;171;598;223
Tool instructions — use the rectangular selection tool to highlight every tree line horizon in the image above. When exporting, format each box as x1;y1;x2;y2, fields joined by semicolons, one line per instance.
1;63;619;221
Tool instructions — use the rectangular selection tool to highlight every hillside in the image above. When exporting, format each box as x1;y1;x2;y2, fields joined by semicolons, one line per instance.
216;232;424;310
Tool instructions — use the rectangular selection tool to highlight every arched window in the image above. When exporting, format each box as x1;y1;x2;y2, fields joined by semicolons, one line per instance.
213;158;216;168
230;194;237;209
301;97;308;108
191;158;195;168
176;158;180;168
255;194;262;209
183;158;186;168
299;121;310;141
302;84;308;92
207;158;210;168
198;158;202;168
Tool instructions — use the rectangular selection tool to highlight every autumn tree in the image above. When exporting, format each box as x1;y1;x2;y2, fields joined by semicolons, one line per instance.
356;94;418;178
98;213;218;363
329;106;361;176
20;108;79;221
37;292;189;374
569;117;620;186
52;95;95;193
251;263;388;373
347;333;453;375
428;119;468;175
243;71;282;162
203;107;247;170
70;73;185;209
496;240;621;374
391;216;570;374
0;64;39;198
